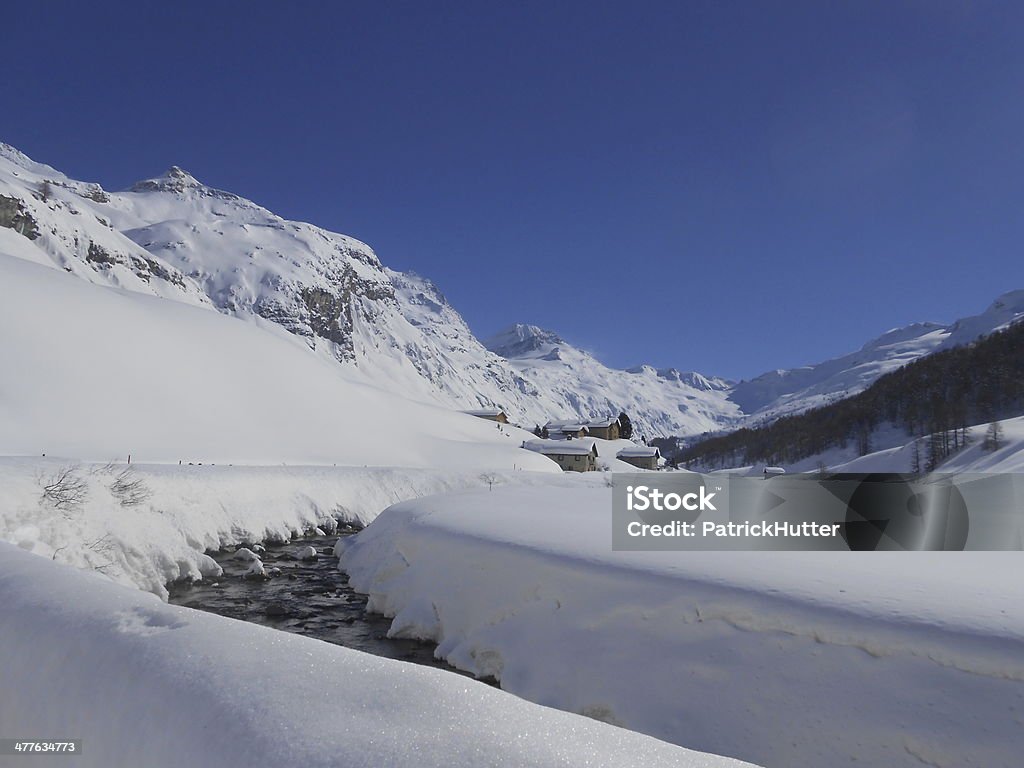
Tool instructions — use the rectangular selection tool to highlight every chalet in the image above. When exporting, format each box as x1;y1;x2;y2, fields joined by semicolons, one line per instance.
544;420;590;440
616;446;661;470
523;438;599;472
463;408;509;424
584;417;621;440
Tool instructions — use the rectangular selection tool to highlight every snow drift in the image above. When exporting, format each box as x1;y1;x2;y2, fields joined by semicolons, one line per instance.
0;542;756;768
340;482;1024;768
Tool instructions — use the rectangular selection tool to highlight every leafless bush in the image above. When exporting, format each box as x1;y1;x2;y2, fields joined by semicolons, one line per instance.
39;465;88;514
84;534;116;572
89;461;117;476
109;468;152;507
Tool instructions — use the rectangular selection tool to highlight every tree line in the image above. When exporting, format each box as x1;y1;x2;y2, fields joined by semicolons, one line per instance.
679;321;1024;470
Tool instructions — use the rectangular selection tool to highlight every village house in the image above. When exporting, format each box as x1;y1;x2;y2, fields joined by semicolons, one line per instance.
523;438;599;472
463;408;509;424
616;446;661;470
584;417;621;440
543;420;590;440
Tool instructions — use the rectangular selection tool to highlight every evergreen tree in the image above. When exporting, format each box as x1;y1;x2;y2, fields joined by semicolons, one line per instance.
618;411;633;440
984;421;1004;452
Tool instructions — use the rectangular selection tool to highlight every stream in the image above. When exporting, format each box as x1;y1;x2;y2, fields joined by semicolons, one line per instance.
167;525;486;682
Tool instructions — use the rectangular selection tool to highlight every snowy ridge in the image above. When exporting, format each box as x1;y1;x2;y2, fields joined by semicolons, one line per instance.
729;292;1024;422
0;145;210;304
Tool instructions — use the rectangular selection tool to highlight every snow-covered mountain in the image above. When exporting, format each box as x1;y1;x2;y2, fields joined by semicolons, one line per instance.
484;324;741;439
0;143;746;440
2;141;1022;444
0;249;560;469
729;291;1024;424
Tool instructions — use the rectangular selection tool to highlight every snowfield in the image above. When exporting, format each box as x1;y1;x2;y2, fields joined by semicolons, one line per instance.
0;542;756;768
0;249;555;471
340;482;1024;768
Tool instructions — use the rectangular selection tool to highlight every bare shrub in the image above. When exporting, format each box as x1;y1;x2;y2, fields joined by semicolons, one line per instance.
83;534;116;572
39;465;88;514
109;468;152;507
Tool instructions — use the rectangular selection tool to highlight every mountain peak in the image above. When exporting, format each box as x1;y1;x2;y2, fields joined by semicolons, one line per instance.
129;166;239;201
165;165;197;182
484;324;565;358
986;289;1024;316
0;142;65;179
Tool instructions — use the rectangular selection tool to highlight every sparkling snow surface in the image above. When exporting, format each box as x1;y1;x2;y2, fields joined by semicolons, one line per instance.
0;542;756;768
341;482;1024;768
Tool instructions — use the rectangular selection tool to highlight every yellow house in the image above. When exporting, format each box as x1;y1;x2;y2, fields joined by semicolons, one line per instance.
585;417;621;440
616;446;661;470
463;408;510;424
522;438;599;472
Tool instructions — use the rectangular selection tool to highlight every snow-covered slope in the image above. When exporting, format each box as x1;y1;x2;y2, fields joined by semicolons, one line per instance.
730;292;1024;422
0;249;555;470
830;414;1024;475
0;145;209;304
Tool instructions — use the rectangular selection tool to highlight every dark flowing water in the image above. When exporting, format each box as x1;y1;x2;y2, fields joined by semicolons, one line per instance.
167;525;485;681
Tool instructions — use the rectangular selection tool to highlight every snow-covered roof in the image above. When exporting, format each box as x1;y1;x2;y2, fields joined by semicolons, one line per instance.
523;439;598;457
463;409;506;418
617;447;661;459
545;421;588;431
585;418;620;429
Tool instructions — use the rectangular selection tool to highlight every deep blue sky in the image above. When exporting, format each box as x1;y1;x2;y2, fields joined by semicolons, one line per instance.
3;2;1022;380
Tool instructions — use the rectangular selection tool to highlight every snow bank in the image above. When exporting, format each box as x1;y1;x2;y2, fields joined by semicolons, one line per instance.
0;542;755;768
0;458;565;597
340;484;1024;768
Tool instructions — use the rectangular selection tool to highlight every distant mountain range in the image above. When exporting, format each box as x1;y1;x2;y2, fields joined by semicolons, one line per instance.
2;141;1022;442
